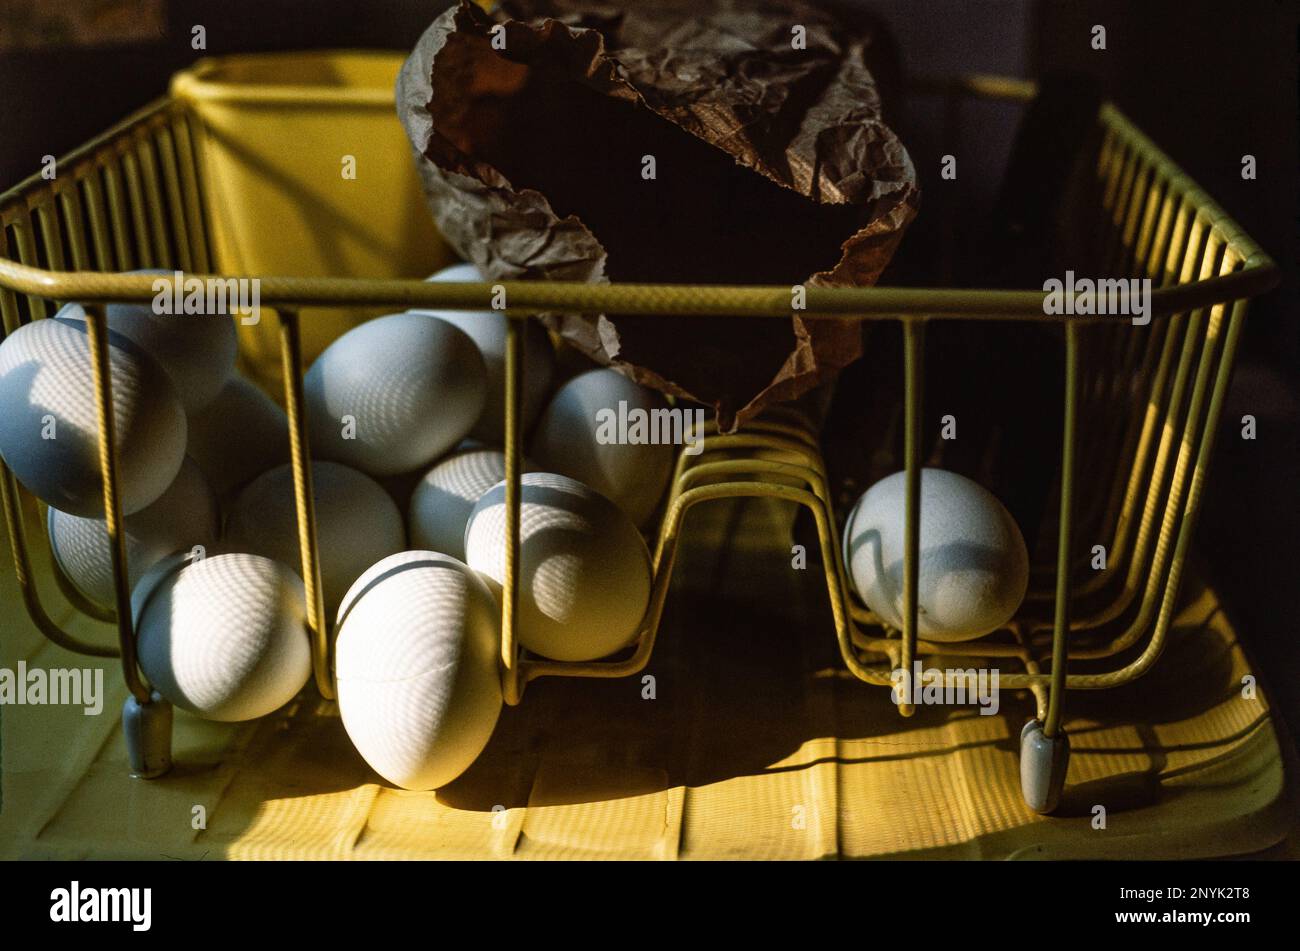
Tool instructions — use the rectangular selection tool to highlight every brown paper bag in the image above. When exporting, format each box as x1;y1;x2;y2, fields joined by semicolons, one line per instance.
398;0;918;430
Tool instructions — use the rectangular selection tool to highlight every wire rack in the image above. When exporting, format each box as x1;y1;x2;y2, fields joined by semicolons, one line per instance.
0;74;1278;813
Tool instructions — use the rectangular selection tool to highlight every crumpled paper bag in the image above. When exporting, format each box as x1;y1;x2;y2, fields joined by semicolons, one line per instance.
398;0;918;430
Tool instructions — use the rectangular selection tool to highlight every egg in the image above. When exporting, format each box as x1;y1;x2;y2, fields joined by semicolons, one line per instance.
304;312;486;476
0;314;186;517
410;263;556;443
133;551;311;721
186;375;290;502
334;551;502;791
842;468;1029;642
48;456;219;611
224;461;405;616
410;445;538;561
464;472;652;662
530;368;674;526
59;270;238;413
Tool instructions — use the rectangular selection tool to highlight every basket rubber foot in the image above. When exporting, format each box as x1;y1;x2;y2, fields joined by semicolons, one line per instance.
123;691;173;779
1020;718;1069;814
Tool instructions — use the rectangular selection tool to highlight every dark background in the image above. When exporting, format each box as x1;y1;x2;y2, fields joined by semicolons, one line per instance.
1;0;1297;738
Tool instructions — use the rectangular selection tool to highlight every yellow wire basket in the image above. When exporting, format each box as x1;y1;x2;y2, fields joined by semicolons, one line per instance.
0;66;1278;815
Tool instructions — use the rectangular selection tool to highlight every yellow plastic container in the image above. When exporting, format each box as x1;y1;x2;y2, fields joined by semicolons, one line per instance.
170;51;455;391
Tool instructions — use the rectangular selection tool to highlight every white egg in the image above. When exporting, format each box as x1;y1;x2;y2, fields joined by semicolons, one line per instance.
530;368;674;526
0;314;186;517
133;552;311;721
465;472;652;662
409;446;509;561
187;375;289;502
60;270;237;413
411;263;556;443
48;456;219;611
842;468;1029;642
335;551;502;791
407;443;536;561
225;461;405;616
304;312;486;476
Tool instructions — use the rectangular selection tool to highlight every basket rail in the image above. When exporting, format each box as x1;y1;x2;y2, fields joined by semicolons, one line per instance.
0;259;1276;324
0;78;1280;754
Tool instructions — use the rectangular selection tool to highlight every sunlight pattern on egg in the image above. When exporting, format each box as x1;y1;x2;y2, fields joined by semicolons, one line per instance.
409;446;509;562
530;368;673;526
225;461;405;616
134;553;311;722
305;312;486;476
62;271;238;413
842;468;1029;642
335;551;502;791
48;457;219;610
410;262;556;443
465;472;651;662
0;314;186;516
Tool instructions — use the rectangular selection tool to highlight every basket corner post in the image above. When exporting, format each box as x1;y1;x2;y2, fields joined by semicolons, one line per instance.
84;302;175;778
276;307;334;702
500;315;526;706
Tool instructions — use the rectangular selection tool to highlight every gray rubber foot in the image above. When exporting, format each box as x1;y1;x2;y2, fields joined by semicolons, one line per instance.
1020;718;1069;814
123;691;173;779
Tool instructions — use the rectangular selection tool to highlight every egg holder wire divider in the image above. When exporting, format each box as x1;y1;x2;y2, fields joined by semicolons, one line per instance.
0;74;1278;813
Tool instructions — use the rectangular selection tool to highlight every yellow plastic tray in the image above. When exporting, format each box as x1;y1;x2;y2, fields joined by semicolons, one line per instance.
1;491;1291;860
170;51;455;390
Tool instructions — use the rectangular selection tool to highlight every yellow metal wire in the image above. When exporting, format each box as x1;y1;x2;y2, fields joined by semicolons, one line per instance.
1044;322;1079;737
84;303;151;703
501;316;525;704
277;309;332;700
898;319;923;717
0;463;117;657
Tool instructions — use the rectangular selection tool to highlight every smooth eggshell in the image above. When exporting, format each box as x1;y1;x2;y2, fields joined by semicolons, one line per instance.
411;263;555;443
0;313;186;517
842;468;1029;642
48;456;219;611
187;375;290;502
465;472;651;662
304;312;486;476
530;368;673;526
409;446;511;562
64;270;238;413
225;461;405;616
134;552;311;721
335;551;502;791
408;446;504;563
